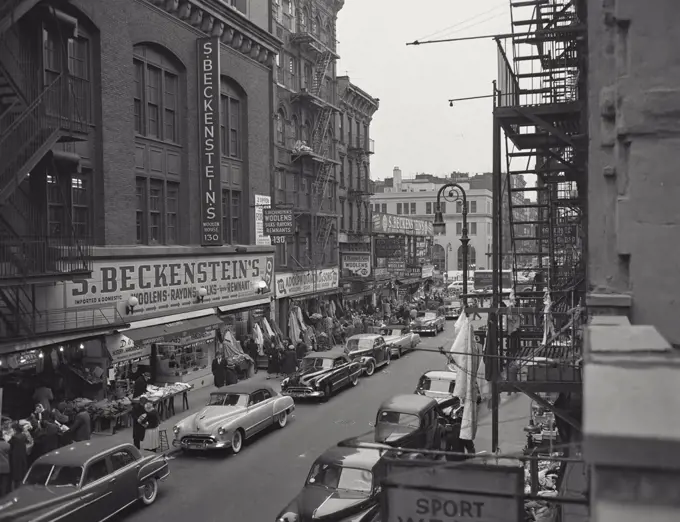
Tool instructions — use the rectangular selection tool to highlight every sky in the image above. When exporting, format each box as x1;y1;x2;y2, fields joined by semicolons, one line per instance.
336;0;511;181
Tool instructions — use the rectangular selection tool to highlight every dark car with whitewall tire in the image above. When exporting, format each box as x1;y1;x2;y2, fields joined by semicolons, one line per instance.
0;439;169;522
344;334;390;376
410;311;446;336
276;446;385;522
281;350;363;402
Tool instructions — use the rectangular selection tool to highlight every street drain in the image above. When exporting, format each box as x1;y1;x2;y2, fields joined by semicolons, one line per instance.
335;419;355;426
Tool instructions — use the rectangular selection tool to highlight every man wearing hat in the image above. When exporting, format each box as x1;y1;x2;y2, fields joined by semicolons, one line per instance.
224;359;239;386
132;396;148;449
281;345;298;378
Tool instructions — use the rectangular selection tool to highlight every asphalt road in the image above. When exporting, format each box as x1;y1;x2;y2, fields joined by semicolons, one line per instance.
120;321;532;522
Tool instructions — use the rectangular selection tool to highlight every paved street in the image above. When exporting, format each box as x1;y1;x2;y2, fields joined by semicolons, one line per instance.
117;321;532;522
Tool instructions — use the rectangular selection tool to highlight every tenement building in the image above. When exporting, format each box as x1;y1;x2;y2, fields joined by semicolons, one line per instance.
0;0;280;390
271;0;345;335
336;76;379;305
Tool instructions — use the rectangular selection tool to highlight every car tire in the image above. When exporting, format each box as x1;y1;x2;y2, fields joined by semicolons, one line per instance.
350;372;359;387
397;347;402;359
140;477;158;506
230;429;244;454
277;411;288;429
365;361;375;376
385;353;391;366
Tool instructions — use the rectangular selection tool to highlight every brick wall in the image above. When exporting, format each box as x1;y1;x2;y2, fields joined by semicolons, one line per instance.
588;0;680;345
71;0;273;247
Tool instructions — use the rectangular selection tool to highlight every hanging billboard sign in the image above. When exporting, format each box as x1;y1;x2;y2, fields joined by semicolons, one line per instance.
342;254;371;277
381;458;524;522
254;194;272;246
263;208;295;236
275;268;339;298
375;237;404;258
197;37;223;245
372;212;434;236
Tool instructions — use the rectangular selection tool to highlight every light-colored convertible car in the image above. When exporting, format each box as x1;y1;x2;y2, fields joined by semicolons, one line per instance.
172;382;294;454
380;327;421;358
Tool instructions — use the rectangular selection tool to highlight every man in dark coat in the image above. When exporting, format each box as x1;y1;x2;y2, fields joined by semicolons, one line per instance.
9;424;28;490
281;345;298;377
68;411;91;442
132;397;148;449
133;371;150;398
244;336;259;372
295;342;308;363
224;360;238;386
212;354;227;388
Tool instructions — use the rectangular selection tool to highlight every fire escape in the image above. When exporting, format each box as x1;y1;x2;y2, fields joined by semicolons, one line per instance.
0;1;121;345
289;8;340;293
493;0;587;429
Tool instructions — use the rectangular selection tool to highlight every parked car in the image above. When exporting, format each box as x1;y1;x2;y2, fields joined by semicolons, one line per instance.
276;446;385;522
373;394;448;452
172;382;294;454
415;370;483;409
281;350;362;401
410;311;445;335
380;326;421;358
0;439;169;522
443;300;462;320
345;334;390;376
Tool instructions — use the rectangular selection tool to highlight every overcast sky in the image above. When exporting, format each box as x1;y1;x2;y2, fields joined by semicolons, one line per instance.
336;0;510;180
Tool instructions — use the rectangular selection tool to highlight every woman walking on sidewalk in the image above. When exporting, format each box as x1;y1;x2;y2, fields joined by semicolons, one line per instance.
139;401;161;452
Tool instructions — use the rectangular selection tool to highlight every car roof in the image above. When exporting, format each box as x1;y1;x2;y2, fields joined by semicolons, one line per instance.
379;394;438;414
34;439;139;467
347;334;381;340
304;349;348;359
218;382;277;395
423;370;457;380
315;446;383;470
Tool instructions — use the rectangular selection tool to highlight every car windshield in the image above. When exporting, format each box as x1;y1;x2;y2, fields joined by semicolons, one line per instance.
418;313;436;320
208;393;248;407
346;338;373;352
307;464;373;495
301;357;333;371
375;410;421;441
420;377;455;393
24;464;82;487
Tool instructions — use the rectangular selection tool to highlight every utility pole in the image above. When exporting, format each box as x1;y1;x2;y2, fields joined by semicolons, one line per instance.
491;81;501;453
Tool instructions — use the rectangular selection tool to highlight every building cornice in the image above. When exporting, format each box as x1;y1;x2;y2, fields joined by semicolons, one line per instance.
145;0;282;67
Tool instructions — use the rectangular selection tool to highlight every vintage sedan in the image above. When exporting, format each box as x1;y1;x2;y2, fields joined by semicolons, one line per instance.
380;327;421;358
410;310;445;336
172;382;294;454
281;350;363;401
415;370;482;412
276;446;385;522
345;334;390;376
443;300;462;320
0;439;169;522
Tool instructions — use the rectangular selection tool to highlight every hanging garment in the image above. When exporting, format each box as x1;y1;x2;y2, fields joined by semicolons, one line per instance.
295;306;307;332
329;300;336;318
262;318;275;338
252;323;265;356
289;310;302;344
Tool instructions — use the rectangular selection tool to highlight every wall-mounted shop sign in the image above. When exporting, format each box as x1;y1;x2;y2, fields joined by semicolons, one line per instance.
375;237;404;258
66;254;274;319
276;268;339;298
421;264;435;278
106;335;149;364
339;243;371;254
197;37;223;246
387;260;406;277
405;266;422;279
374;267;389;279
342;254;371;277
262;208;294;241
372;212;433;236
254;194;272;246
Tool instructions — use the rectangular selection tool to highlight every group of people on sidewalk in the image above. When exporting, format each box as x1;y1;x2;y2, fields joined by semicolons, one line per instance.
0;383;93;497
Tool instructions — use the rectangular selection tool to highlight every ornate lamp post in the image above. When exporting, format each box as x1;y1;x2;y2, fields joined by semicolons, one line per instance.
433;183;469;306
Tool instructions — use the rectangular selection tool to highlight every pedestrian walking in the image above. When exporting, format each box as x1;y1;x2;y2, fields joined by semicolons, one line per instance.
281;345;298;378
212;353;227;388
139;401;161;452
68;410;91;443
132;397;148;450
9;423;28;491
266;342;281;379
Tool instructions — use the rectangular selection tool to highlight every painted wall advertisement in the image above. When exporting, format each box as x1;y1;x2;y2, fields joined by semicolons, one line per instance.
254;194;272;246
275;268;339;298
197;37;223;246
342;254;371;277
372;212;434;236
65;254;274;318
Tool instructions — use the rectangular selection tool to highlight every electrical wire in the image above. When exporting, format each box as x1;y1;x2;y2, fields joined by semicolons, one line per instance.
414;2;507;42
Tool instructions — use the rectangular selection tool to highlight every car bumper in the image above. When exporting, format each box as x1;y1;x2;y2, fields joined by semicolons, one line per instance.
281;388;325;398
173;437;231;450
445;314;459;320
413;327;436;333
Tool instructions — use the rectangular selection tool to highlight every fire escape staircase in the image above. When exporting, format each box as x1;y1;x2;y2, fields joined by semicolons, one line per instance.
495;0;586;395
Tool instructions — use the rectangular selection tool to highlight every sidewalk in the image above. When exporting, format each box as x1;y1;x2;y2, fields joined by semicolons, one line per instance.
92;371;282;455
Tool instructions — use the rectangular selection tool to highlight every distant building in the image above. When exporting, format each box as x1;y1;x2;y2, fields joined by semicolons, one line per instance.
370;168;494;271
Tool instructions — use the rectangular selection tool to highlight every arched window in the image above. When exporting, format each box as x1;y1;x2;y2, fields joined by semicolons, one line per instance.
322;21;332;46
276;109;286;145
302;119;311;144
432;244;446;271
290;115;299;141
457;245;477;270
312;15;320;36
220;77;247;245
299;7;308;31
133;44;184;246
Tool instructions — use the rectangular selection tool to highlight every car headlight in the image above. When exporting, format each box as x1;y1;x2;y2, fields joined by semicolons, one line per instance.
217;427;227;436
278;514;299;522
281;378;289;387
172;426;180;435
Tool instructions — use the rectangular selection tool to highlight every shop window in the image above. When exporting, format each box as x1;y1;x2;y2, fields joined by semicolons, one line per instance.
155;340;212;384
222;189;242;245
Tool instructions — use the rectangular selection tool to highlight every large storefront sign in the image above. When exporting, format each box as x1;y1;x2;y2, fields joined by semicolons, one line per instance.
387;260;405;278
372;212;433;236
263;208;294;236
374;267;389;279
66;254;274;318
375;237;404;258
276;268;339;298
340;243;371;253
342;254;371;277
106;335;149;364
405;266;422;278
197;37;223;246
254;194;272;246
421;264;435;278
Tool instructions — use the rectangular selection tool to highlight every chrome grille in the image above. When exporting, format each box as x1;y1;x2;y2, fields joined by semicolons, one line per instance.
182;435;215;445
285;387;314;394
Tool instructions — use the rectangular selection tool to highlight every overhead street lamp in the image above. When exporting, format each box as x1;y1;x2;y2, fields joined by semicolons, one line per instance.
433;183;469;306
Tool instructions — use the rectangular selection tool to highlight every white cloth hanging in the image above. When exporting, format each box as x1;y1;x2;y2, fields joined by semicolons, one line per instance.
295;306;307;331
289;310;302;343
453;320;480;441
262;318;275;338
253;324;265;356
542;289;555;346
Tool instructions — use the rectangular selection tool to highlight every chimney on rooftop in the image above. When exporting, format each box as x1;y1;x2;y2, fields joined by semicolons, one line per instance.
393;166;402;191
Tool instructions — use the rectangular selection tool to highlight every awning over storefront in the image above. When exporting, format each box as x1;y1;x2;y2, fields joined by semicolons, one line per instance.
6;327;124;355
344;289;374;299
123;315;224;346
287;287;341;300
395;278;421;286
217;297;271;313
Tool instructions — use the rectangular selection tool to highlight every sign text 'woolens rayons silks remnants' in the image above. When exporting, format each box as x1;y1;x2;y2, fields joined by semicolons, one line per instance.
65;254;274;316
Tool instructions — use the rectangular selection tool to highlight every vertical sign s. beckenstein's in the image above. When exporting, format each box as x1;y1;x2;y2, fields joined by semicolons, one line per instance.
197;37;222;245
